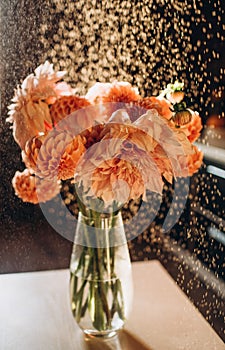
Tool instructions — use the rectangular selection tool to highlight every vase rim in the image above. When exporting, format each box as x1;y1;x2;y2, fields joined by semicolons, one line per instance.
78;209;121;220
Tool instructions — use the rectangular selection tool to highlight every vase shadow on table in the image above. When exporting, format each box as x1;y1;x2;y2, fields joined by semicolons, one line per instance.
81;330;151;350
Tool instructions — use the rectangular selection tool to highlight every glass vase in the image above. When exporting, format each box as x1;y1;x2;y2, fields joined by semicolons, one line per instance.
69;210;133;338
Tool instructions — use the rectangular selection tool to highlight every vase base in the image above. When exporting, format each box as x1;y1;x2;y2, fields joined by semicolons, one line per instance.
84;329;118;339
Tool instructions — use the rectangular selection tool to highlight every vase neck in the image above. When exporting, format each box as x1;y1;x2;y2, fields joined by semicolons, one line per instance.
74;210;126;248
79;210;121;226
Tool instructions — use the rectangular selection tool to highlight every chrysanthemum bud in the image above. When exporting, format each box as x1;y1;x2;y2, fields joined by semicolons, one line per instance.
172;109;192;126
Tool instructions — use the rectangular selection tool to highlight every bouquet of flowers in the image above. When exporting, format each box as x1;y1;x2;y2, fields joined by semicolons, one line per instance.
8;61;203;206
7;61;203;335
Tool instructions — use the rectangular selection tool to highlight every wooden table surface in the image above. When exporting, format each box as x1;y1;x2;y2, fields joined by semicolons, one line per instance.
0;260;224;350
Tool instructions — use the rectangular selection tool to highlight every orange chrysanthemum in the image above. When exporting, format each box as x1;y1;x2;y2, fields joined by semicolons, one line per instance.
12;169;61;204
136;96;173;120
86;82;140;104
102;82;140;104
50;95;91;125
86;82;140;120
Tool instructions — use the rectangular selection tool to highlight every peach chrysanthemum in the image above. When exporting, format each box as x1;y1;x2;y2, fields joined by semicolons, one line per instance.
58;135;86;180
120;142;164;196
133;108;193;160
12;169;61;204
183;111;203;143
80;123;105;149
76;141;164;204
187;145;203;176
100;121;156;154
6;61;73;149
91;158;145;203
90;108;193;189
75;113;165;203
35;130;86;180
22;133;46;172
176;145;203;178
136;96;173;120
50;95;91;125
152;144;175;184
